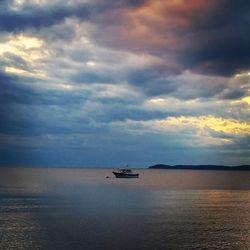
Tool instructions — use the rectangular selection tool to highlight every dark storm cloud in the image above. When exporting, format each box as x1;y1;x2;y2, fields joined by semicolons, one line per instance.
0;0;147;33
72;72;115;84
127;66;177;96
88;0;250;77
89;104;166;123
0;71;28;105
0;69;164;136
0;0;249;167
0;71;86;136
0;71;83;106
1;0;249;80
126;67;232;100
0;4;92;32
2;0;249;76
169;0;250;76
219;89;246;100
182;26;250;76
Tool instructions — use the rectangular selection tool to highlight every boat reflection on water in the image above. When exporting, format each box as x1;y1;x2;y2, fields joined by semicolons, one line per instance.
112;168;139;178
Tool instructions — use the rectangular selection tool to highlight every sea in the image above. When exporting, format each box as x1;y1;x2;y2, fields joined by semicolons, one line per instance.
0;168;249;250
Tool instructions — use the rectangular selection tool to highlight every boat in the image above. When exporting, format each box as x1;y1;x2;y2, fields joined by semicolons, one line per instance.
112;168;139;178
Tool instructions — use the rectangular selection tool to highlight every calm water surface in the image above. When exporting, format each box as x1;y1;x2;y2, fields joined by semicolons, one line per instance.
0;168;249;250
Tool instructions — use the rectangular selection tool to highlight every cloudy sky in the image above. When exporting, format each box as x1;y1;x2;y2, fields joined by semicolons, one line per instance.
0;0;249;167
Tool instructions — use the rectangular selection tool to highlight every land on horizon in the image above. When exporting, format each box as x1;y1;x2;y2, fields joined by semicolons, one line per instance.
148;164;250;171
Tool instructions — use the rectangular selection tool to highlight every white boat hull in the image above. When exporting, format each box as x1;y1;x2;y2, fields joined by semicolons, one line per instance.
112;172;139;178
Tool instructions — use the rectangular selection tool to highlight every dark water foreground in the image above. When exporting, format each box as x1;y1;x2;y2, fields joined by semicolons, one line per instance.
0;168;249;250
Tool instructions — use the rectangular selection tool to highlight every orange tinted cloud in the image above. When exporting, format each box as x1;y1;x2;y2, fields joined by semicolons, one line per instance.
121;0;217;49
92;0;222;75
92;0;249;76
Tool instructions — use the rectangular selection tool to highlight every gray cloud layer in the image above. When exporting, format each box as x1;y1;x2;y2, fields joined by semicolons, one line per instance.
0;0;249;166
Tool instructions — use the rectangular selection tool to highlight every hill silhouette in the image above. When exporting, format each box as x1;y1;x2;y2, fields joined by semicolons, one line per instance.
148;164;250;171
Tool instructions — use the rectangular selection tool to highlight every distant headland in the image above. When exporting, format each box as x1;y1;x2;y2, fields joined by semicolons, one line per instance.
148;164;250;171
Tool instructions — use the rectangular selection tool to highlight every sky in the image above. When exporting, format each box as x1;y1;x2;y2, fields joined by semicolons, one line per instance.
0;0;249;167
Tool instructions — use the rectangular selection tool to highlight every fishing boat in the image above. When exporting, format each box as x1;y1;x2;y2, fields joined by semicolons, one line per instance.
112;168;139;178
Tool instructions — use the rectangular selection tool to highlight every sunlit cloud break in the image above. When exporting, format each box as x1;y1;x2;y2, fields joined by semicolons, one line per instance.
159;116;250;135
